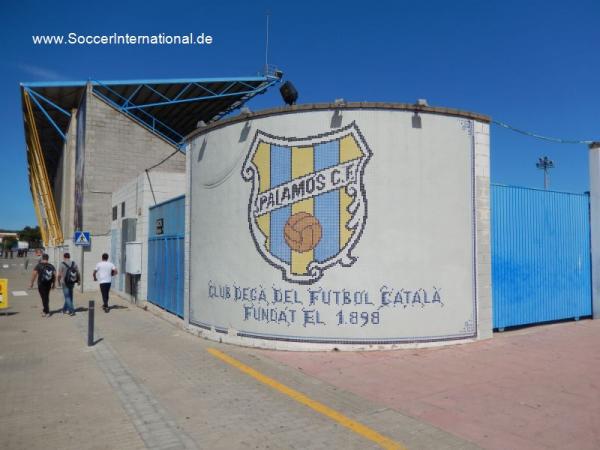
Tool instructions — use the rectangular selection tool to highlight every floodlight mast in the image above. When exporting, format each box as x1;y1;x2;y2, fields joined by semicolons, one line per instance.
536;156;554;190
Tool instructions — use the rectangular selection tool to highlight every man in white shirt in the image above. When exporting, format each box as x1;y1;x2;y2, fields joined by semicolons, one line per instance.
93;253;117;312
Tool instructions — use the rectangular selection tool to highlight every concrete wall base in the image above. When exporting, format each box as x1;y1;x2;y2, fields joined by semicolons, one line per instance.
185;323;479;352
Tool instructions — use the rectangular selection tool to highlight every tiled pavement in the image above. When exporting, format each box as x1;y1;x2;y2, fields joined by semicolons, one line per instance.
262;317;600;450
3;255;599;450
0;259;478;449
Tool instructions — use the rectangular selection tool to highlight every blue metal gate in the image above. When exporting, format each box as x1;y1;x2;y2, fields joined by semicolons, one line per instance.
491;185;592;329
147;195;185;317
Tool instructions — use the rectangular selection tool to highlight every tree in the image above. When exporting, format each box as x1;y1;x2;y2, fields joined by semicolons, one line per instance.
17;226;42;248
2;236;17;250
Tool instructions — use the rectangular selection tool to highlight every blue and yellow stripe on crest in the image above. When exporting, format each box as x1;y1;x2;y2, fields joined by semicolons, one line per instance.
339;134;362;249
314;141;340;263
253;142;271;250
252;135;360;275
269;146;291;265
291;146;314;274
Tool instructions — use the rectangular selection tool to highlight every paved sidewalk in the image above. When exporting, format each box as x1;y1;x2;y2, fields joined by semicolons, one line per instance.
262;320;600;450
0;261;145;449
3;256;599;449
0;259;478;449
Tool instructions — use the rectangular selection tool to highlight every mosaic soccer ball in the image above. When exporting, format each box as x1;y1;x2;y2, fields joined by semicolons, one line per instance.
284;212;322;253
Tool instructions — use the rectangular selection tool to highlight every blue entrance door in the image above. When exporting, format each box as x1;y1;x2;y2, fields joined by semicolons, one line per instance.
147;195;185;318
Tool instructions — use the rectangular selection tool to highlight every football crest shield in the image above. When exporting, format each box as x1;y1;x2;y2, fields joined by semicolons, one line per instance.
242;122;372;284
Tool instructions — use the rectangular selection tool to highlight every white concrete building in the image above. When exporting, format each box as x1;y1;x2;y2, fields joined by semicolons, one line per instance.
110;171;185;302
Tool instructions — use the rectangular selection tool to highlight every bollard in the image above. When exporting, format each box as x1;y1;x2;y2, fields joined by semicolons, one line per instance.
88;300;95;346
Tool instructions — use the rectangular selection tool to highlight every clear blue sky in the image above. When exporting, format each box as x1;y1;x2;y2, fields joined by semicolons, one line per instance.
1;0;598;230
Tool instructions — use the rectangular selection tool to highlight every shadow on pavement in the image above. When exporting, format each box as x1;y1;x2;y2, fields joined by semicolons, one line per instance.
108;305;128;311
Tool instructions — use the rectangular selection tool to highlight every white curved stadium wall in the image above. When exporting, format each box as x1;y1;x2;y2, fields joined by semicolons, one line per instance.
186;107;492;350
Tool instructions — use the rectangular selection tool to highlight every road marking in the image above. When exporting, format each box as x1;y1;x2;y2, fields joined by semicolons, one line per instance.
207;348;406;450
12;291;28;296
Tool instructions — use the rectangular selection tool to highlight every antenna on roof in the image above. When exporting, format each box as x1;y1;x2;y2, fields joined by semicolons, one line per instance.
264;10;270;76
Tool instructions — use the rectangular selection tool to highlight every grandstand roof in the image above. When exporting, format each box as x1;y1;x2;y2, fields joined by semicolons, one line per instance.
21;74;282;182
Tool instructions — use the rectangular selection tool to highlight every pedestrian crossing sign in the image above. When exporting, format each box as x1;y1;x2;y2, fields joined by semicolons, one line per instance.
74;231;91;246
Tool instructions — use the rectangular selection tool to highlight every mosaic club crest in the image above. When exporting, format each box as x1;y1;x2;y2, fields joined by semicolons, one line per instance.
242;122;372;284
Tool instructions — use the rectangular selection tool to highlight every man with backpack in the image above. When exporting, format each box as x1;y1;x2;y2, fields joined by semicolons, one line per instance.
57;252;80;316
29;253;56;317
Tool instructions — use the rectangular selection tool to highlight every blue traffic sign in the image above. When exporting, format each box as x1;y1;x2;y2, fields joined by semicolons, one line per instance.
74;231;91;246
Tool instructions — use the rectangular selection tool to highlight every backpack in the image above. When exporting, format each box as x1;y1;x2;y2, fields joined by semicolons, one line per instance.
63;261;79;286
40;263;55;284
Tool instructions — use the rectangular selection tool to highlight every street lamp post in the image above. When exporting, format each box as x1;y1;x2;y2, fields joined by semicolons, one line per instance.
536;156;554;190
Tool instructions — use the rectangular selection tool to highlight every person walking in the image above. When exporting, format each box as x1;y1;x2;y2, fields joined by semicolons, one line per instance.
29;253;56;317
57;252;80;316
93;253;117;313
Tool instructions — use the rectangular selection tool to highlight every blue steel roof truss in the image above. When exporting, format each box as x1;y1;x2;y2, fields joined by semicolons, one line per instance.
24;87;71;142
20;74;282;184
90;76;280;149
22;74;280;151
91;83;186;146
